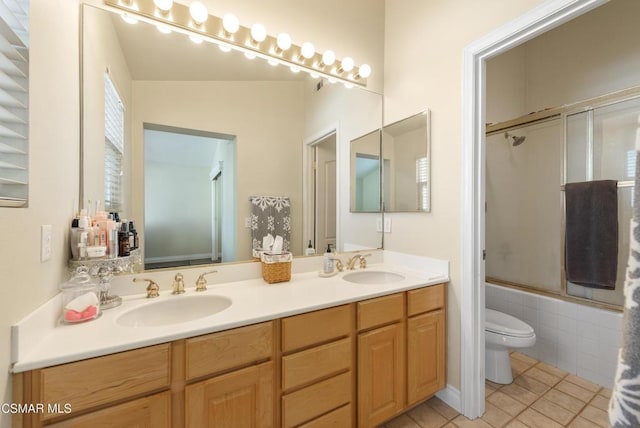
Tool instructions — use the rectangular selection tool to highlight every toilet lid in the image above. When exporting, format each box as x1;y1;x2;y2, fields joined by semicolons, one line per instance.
485;308;534;338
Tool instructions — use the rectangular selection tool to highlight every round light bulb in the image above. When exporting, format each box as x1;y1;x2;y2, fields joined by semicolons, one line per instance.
322;50;336;66
189;1;208;24
328;77;337;84
219;45;232;52
290;65;301;73
251;23;267;43
358;64;372;78
301;42;315;59
268;59;279;66
189;35;203;44
244;52;256;60
344;83;354;89
276;33;291;51
222;13;240;34
340;57;354;72
153;0;173;12
310;71;320;79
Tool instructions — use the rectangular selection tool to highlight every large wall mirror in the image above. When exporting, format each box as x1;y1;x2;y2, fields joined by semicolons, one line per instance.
81;3;383;270
350;130;382;212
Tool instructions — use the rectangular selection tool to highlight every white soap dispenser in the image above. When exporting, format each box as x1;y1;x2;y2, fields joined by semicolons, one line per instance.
322;244;334;274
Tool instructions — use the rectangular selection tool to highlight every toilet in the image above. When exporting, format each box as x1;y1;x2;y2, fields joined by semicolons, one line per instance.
485;308;536;384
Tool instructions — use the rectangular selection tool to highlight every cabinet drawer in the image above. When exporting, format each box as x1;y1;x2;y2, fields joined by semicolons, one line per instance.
282;371;352;428
282;304;353;353
38;344;170;421
186;321;273;380
299;403;352;428
407;283;445;317
48;391;171;427
357;293;404;331
282;337;352;392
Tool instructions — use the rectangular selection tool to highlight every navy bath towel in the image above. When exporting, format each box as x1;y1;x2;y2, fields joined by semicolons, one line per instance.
565;180;618;289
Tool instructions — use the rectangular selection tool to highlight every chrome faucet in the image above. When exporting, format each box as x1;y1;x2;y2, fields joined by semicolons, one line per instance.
133;278;160;298
172;273;186;294
195;270;218;292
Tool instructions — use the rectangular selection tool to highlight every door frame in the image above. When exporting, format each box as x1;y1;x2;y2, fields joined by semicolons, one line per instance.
460;0;607;418
303;123;340;253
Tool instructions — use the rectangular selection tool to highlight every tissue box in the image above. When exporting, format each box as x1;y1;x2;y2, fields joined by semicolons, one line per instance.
260;252;292;284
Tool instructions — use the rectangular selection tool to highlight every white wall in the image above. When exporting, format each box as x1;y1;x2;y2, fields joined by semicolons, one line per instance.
383;0;548;391
0;1;80;426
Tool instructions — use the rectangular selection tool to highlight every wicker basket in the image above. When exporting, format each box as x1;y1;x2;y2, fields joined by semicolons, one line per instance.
260;252;292;284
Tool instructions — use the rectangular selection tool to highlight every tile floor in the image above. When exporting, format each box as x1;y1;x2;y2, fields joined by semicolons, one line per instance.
382;352;613;428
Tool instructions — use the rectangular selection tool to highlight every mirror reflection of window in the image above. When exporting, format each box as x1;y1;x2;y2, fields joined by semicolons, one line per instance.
416;155;429;211
104;73;124;213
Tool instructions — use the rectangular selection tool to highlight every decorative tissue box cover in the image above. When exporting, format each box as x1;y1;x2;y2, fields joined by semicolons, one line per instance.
260;252;292;283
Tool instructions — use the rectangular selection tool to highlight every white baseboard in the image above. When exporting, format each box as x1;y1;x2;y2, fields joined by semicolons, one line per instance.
436;384;462;414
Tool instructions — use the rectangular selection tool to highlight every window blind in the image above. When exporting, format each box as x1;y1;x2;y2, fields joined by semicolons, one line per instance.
104;72;124;212
416;156;429;211
0;0;28;207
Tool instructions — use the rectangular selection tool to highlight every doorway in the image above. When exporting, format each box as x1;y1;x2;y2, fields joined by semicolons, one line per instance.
461;0;607;418
308;132;337;254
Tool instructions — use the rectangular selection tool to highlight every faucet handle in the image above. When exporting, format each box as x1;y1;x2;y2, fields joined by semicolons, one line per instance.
334;258;344;272
195;270;218;292
133;278;160;298
172;273;186;295
358;253;372;269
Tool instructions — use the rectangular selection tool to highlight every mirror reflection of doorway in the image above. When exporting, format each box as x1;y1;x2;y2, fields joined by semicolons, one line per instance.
310;132;337;254
143;124;236;269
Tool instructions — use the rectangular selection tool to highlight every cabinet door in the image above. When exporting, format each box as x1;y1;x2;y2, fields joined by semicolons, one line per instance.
48;391;171;427
185;361;273;428
407;310;446;405
357;323;405;428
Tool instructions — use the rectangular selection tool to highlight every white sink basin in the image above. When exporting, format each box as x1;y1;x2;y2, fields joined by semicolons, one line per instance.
116;295;232;327
342;270;405;284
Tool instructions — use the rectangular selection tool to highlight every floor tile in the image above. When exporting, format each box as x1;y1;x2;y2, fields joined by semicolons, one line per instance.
530;397;575;425
485;382;498;398
510;352;539;366
427;396;460;420
543;387;587;413
511;358;534;376
525;366;563;386
568;416;601;427
500;383;539;406
486;391;526;417
556;380;598;402
504;420;528;428
386;414;421;428
451;415;494;427
480;402;513;427
408;402;450;428
514;374;551;396
578;405;609;427
598;388;612;399
442;424;457;428
536;362;569;379
588;394;609;412
516;408;563;428
565;374;600;393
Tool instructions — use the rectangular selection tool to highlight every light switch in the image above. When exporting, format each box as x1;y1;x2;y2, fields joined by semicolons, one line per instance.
376;218;383;232
383;218;392;233
41;225;52;262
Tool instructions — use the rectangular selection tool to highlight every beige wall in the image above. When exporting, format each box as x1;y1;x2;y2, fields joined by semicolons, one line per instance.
0;0;80;425
132;81;305;261
383;0;548;390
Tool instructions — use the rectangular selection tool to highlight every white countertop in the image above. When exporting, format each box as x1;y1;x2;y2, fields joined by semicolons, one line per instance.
11;256;448;373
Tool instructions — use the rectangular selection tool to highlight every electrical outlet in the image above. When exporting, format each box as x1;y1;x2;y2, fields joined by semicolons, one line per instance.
376;218;383;232
383;217;392;233
244;217;251;228
41;225;52;262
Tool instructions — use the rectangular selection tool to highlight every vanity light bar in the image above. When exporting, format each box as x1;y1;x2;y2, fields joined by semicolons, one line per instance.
104;0;369;87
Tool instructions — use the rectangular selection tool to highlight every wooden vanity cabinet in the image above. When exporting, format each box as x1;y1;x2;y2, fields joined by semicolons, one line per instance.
357;293;406;428
280;304;355;427
407;284;446;405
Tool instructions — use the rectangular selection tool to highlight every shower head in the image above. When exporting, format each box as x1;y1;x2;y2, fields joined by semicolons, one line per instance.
504;131;526;147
